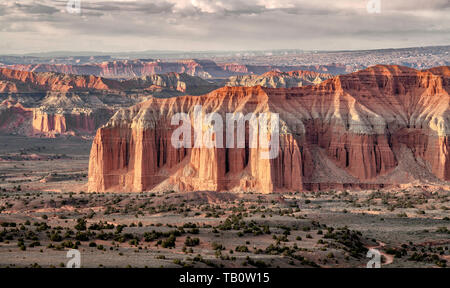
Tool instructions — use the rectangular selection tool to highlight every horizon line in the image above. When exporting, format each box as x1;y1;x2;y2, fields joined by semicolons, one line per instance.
2;44;450;58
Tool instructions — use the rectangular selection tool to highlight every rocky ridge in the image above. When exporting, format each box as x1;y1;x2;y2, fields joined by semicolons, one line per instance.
0;67;334;137
4;59;349;79
226;70;333;88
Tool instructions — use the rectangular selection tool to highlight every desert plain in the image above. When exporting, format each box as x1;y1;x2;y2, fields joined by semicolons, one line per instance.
0;135;448;268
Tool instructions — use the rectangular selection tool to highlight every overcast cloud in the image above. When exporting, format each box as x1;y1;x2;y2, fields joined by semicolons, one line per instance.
0;0;449;54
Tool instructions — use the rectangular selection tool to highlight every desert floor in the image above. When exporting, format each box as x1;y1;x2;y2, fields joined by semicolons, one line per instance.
0;135;448;268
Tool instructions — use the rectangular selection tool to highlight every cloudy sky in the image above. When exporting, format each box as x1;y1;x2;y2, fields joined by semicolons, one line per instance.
0;0;449;54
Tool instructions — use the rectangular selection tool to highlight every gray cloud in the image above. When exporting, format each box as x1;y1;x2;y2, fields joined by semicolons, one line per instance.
13;2;59;15
0;0;449;54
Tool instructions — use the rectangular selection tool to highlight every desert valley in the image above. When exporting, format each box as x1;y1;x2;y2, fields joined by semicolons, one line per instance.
0;46;448;268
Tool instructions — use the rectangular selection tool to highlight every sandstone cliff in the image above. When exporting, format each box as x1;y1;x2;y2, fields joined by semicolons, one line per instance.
0;68;121;137
0;67;217;95
31;107;113;137
0;66;335;97
0;67;341;137
0;97;114;137
120;72;218;95
0;68;217;136
88;65;450;193
0;99;33;134
0;67;121;92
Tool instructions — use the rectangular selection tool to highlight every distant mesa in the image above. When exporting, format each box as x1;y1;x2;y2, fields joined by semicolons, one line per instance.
0;67;214;93
1;64;449;192
2;59;350;79
0;67;334;137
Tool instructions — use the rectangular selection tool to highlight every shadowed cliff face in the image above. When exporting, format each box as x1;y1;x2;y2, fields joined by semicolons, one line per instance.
88;65;450;193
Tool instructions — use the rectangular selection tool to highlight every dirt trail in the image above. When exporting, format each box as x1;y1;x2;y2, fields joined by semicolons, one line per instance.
366;241;394;267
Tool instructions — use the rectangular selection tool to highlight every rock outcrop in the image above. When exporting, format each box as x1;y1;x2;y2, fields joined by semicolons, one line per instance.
0;98;113;137
120;72;218;95
0;68;219;136
0;67;121;92
31;107;113;137
226;70;333;88
0;99;33;134
0;67;216;94
88;65;450;193
1;67;331;96
0;67;343;137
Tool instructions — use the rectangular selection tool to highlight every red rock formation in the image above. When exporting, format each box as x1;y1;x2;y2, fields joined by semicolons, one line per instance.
0;99;33;134
226;70;333;88
0;68;215;136
29;108;113;137
0;67;218;95
0;81;19;93
6;60;226;79
32;111;67;134
0;67;120;92
5;60;351;79
88;65;450;193
0;67;338;138
88;86;285;193
0;66;336;96
0;95;113;137
120;72;218;95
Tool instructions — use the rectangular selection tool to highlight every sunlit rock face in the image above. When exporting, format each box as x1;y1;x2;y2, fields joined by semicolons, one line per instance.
88;65;449;193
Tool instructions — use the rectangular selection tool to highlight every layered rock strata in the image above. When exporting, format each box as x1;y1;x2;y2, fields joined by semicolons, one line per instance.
88;65;450;193
5;60;350;79
226;70;333;88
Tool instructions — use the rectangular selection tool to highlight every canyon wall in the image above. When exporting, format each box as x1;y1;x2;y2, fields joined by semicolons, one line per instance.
0;67;338;138
88;65;450;193
0;67;120;92
31;108;113;136
226;70;333;88
0;67;216;95
0;99;113;137
5;60;349;79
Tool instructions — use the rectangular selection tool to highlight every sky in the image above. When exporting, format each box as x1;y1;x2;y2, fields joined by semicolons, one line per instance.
0;0;449;54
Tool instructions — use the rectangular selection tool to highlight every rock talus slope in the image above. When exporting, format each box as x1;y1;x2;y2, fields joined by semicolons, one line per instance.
88;65;449;192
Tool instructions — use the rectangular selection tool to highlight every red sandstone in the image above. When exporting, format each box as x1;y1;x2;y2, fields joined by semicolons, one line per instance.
88;65;450;193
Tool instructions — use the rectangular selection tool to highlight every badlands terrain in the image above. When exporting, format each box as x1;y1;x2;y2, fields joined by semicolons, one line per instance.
0;51;448;268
